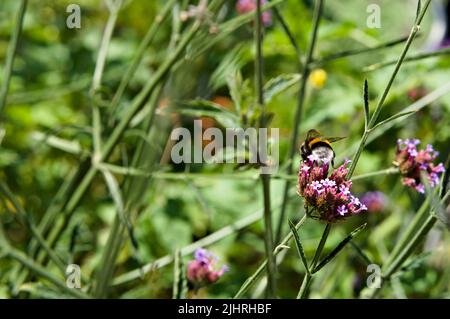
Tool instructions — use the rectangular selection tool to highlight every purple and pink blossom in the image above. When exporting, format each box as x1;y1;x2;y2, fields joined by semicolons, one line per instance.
395;139;444;193
297;158;367;223
187;248;228;287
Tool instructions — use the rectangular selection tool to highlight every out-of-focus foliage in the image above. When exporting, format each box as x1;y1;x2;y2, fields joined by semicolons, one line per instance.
0;0;449;299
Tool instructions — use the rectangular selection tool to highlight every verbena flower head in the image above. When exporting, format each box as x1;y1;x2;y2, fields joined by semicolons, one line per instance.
236;0;272;26
187;248;228;287
395;139;445;194
297;157;367;223
360;191;387;213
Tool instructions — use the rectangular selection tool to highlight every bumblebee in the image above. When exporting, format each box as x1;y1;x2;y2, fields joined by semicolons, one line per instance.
300;129;345;166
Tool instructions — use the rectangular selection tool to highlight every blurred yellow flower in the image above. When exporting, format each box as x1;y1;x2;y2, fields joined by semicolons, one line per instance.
309;69;327;89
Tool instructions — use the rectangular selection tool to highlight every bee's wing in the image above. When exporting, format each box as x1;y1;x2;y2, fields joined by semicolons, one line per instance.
325;136;346;143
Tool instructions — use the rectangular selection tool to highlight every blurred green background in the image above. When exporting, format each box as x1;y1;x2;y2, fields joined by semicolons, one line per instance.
0;0;449;298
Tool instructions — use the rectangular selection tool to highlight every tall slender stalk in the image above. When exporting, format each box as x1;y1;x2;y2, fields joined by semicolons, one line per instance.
91;0;122;158
363;47;450;72
113;205;282;287
271;6;302;64
107;0;177;123
6;248;90;299
93;84;164;298
255;0;277;298
312;35;409;66
297;223;331;298
288;2;431;295
0;182;67;276
366;154;450;299
275;0;324;244
16;0;226;289
347;0;432;178
30;17;203;269
0;0;28;116
234;214;307;298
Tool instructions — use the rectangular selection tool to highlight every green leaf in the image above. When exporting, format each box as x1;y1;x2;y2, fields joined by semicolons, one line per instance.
370;110;416;132
312;223;367;274
363;79;370;130
263;73;301;103
288;219;309;275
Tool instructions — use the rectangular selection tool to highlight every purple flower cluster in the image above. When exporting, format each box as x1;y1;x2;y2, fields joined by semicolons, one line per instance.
187;248;228;287
297;156;367;223
236;0;272;26
360;191;387;213
395;139;445;193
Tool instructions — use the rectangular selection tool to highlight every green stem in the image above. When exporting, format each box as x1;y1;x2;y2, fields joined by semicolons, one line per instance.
91;1;121;92
313;35;409;66
383;197;430;267
234;214;307;298
0;0;28;116
297;223;331;299
255;0;277;298
351;167;399;181
347;0;431;178
384;215;436;278
94;83;163;298
107;0;177;123
114;207;275;287
367;154;450;298
271;6;302;65
91;1;122;156
33;18;203;271
364;47;450;72
7;248;90;299
149;167;396;181
0;182;67;276
14;0;229;292
275;0;324;244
